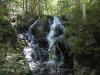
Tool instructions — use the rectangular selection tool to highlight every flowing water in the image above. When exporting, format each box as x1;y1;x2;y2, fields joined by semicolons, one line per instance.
18;16;72;75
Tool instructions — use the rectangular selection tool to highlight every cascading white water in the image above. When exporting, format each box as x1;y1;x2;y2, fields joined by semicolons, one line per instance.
18;20;40;72
18;16;68;75
47;16;65;64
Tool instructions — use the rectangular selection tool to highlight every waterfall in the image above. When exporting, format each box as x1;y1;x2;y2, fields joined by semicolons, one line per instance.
18;16;72;75
47;16;65;65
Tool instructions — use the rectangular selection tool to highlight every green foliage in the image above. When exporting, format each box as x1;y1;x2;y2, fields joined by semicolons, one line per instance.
0;14;29;75
66;0;100;54
0;8;8;15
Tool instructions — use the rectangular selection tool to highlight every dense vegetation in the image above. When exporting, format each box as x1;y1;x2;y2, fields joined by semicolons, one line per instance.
0;0;100;75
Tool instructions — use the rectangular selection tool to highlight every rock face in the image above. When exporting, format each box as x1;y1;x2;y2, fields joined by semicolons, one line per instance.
18;16;100;75
18;16;73;75
73;53;100;75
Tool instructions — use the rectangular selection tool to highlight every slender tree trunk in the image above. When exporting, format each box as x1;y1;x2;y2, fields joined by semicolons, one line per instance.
25;0;28;12
23;0;25;11
81;3;86;23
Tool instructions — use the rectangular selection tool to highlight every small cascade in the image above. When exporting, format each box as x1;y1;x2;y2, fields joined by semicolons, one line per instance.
47;16;65;65
18;16;72;75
